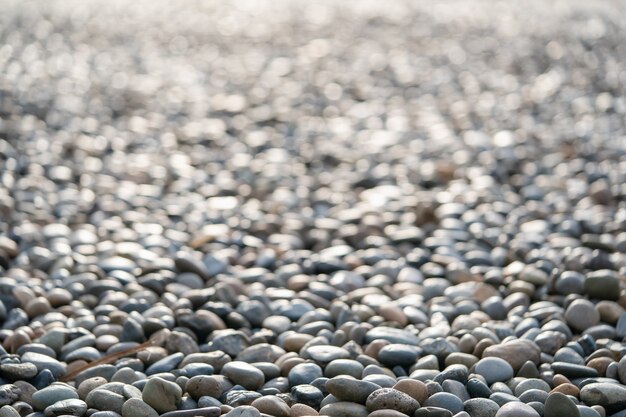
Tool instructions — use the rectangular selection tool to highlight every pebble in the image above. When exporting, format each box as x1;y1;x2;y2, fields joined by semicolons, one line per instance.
326;376;381;404
365;388;419;415
142;377;183;413
20;352;66;379
414;407;453;417
0;385;21;407
43;399;88;417
0;363;38;381
393;379;428;404
580;383;626;413
0;406;20;417
319;402;368;417
474;358;514;385
364;328;419;346
158;407;221;417
378;344;420;367
250;396;290;417
324;360;364;379
544;392;580;417
494;402;540;417
463;398;499;417
31;385;79;410
482;340;541;371
121;398;159;417
424;392;464;414
224;406;261;417
186;376;233;400
222;362;265;391
85;389;125;415
288;363;323;387
565;300;601;333
584;271;620;300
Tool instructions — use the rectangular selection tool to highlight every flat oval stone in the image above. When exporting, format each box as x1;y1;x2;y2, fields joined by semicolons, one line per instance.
224;406;260;417
378;344;421;367
467;378;492;399
514;379;551;396
326;376;381;404
494;401;539;417
367;410;407;417
250;396;291;417
424;392;464;414
414;407;453;417
324;359;364;379
565;300;600;332
0;405;21;417
393;379;428;405
290;384;324;409
490;393;520;407
464;398;499;417
221;361;265;390
159;407;221;417
580;382;626;413
90;412;121;417
0;363;38;380
365;327;419;345
43;399;87;417
366;388;420;415
482;339;541;371
305;346;351;363
551;362;598;379
74;365;117;386
319;401;368;417
85;389;125;414
145;353;184;375
21;352;66;379
121;398;158;417
288;363;323;387
186;376;233;400
32;385;79;410
518;389;549;404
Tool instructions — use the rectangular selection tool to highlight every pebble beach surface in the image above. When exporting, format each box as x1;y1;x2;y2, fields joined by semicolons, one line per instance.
1;1;626;417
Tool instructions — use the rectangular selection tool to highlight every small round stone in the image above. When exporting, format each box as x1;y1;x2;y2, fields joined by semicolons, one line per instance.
85;389;125;414
221;362;265;391
43;399;88;417
224;406;261;417
393;379;428;404
319;402;368;417
122;398;159;417
494;402;540;417
32;385;79;410
142;377;183;413
544;392;580;417
250;396;291;417
474;357;514;385
424;392;464;414
324;359;364;379
326;376;381;404
464;398;499;417
0;406;20;417
366;388;420;415
565;300;600;333
288;363;323;387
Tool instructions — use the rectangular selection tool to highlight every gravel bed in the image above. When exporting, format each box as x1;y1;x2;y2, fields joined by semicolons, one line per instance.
0;1;626;417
